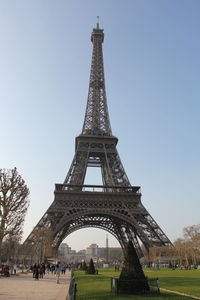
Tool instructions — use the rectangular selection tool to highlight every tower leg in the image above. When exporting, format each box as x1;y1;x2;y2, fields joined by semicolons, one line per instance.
119;240;149;294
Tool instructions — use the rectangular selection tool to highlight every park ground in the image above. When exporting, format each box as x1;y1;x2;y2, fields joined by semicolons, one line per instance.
0;270;71;300
74;268;200;300
1;267;200;300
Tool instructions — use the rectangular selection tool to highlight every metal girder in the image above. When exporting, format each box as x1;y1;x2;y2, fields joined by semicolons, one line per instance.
24;187;172;258
64;135;131;187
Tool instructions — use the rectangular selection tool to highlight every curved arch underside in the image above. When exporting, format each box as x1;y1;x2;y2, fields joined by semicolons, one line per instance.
52;214;143;257
24;188;172;258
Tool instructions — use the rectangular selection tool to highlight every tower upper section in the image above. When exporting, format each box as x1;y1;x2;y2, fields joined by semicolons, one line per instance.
82;21;112;136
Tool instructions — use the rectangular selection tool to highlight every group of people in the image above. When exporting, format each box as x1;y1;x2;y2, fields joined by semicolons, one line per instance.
31;263;46;279
30;262;69;283
1;261;71;282
45;263;69;274
0;263;19;276
0;264;10;277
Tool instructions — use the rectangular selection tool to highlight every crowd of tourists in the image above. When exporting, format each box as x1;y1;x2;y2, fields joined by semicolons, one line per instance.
30;262;71;282
0;263;20;277
0;262;72;281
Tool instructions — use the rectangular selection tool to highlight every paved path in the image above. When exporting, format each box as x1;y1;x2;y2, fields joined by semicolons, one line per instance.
161;288;200;300
0;271;71;300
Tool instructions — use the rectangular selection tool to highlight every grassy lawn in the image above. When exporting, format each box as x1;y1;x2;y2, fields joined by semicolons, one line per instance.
145;268;200;297
74;268;200;300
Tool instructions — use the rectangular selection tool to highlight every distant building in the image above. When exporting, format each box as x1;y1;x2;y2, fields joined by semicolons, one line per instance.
86;244;99;257
58;242;123;264
86;244;122;263
59;243;72;255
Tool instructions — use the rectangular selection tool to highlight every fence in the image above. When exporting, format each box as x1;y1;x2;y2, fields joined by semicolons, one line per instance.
110;277;160;294
148;277;160;293
68;275;159;299
66;272;77;300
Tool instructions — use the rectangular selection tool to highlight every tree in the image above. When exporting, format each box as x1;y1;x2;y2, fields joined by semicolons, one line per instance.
81;260;87;271
0;168;29;262
149;245;176;267
86;258;96;274
171;225;200;266
183;224;200;240
27;225;54;263
183;224;200;265
1;235;21;263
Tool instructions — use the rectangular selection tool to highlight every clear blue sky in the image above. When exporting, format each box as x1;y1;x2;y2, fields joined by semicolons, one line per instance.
0;0;199;251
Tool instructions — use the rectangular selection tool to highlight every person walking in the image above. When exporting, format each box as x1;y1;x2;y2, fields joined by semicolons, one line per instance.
13;263;17;275
55;262;61;284
34;264;39;280
39;264;44;278
32;264;37;278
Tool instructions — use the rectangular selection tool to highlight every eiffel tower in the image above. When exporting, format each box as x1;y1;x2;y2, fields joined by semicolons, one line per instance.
25;20;171;259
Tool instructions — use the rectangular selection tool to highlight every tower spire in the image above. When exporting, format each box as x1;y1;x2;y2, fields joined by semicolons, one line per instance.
106;234;109;264
97;16;99;29
82;22;112;136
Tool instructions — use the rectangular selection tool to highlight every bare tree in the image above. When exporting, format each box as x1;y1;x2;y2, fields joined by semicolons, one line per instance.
1;235;21;263
23;226;54;264
183;224;200;265
170;225;200;266
183;224;200;240
147;225;200;267
0;168;29;262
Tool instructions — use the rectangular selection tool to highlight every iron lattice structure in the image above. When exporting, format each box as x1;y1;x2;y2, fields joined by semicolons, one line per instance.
24;22;172;258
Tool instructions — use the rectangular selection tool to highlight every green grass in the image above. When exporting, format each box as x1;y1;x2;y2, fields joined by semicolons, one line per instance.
74;268;200;300
145;268;200;297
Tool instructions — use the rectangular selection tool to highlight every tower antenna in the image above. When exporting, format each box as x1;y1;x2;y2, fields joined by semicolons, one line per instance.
106;234;109;264
97;16;99;29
